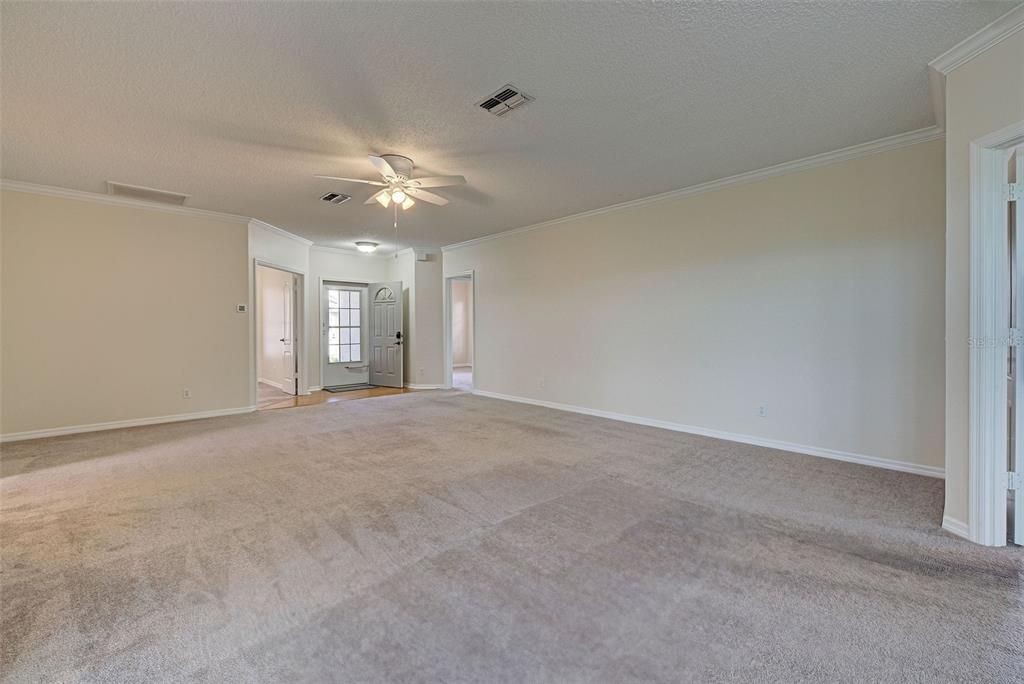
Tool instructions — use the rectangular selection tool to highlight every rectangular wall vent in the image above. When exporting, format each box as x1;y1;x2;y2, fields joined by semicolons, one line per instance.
107;181;189;205
477;83;533;117
320;192;352;205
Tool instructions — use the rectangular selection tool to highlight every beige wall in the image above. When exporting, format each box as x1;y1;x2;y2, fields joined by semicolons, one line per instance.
943;31;1024;526
255;265;294;388
1;189;250;435
451;278;473;366
445;140;946;471
387;251;444;387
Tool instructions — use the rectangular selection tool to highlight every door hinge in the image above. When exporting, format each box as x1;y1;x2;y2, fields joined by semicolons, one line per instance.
1006;182;1019;202
1008;472;1021;491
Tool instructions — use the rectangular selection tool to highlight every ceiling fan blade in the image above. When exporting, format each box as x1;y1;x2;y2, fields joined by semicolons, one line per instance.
368;155;398;180
314;175;387;186
406;188;448;206
365;189;391;207
407;175;466;188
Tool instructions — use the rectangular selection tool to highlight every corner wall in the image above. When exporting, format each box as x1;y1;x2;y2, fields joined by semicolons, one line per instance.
1;188;251;437
943;29;1024;528
444;139;946;474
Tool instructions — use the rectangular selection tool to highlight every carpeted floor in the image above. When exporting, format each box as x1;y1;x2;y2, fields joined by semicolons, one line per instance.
1;392;1021;682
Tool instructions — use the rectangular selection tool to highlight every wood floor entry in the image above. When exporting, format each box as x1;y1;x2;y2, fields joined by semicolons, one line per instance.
257;382;412;411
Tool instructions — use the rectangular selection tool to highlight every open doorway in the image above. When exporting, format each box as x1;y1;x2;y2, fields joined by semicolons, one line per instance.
1009;145;1022;545
255;263;302;408
445;272;474;391
966;123;1024;547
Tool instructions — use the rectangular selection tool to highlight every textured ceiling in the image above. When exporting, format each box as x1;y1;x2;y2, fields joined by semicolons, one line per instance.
1;1;1016;250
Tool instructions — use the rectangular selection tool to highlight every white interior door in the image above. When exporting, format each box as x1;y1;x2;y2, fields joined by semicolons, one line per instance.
369;281;403;388
322;282;368;388
1014;149;1023;545
280;275;297;394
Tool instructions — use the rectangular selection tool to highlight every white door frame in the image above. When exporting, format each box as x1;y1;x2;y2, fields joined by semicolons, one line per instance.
252;259;306;399
968;120;1024;546
443;270;475;390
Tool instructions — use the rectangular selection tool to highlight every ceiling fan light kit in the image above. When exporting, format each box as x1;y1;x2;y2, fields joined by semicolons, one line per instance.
316;154;466;212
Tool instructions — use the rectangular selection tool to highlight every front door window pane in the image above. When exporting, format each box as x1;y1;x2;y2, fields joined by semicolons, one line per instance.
327;287;363;364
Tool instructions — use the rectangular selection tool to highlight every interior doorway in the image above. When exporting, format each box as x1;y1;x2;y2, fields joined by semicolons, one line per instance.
255;263;302;406
1009;146;1022;545
445;272;474;391
967;123;1024;547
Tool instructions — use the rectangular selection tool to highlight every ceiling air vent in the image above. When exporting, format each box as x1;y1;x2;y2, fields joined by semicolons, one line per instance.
107;181;189;205
320;192;352;205
477;83;533;117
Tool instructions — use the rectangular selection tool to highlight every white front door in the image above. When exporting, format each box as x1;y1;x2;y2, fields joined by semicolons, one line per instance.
369;281;403;388
322;282;368;388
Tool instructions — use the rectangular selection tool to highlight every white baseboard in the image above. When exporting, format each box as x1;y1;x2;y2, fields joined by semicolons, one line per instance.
453;364;473;369
306;385;323;393
471;390;945;479
0;405;257;443
257;377;287;391
942;515;970;540
405;383;445;390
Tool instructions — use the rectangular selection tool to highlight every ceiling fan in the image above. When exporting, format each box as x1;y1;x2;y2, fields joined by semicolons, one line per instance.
316;154;465;210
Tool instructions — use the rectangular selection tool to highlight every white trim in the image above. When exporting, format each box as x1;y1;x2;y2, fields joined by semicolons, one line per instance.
405;383;445;390
472;390;945;479
927;4;1024;130
311;244;391;259
965;122;1024;547
0;406;257;443
306;385;323;393
929;4;1024;75
443;271;476;391
257;377;288;392
942;515;971;541
0;179;250;224
249;218;313;246
442;126;944;252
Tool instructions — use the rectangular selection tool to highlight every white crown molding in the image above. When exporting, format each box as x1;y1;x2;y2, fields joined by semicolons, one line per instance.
929;3;1024;75
249;218;313;246
0;178;250;224
0;405;256;443
472;389;945;479
443;125;945;253
927;3;1024;129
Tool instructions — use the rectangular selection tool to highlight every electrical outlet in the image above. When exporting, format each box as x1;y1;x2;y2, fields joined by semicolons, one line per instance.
758;405;767;418
183;388;192;399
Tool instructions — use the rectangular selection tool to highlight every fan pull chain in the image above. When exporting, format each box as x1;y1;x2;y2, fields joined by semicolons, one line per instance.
394;202;399;258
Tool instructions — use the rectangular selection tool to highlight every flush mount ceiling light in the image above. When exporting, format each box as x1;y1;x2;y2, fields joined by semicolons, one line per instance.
355;241;379;253
316;154;466;211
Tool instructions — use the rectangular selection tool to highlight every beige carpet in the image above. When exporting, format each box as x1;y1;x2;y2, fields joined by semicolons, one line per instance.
1;392;1021;682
